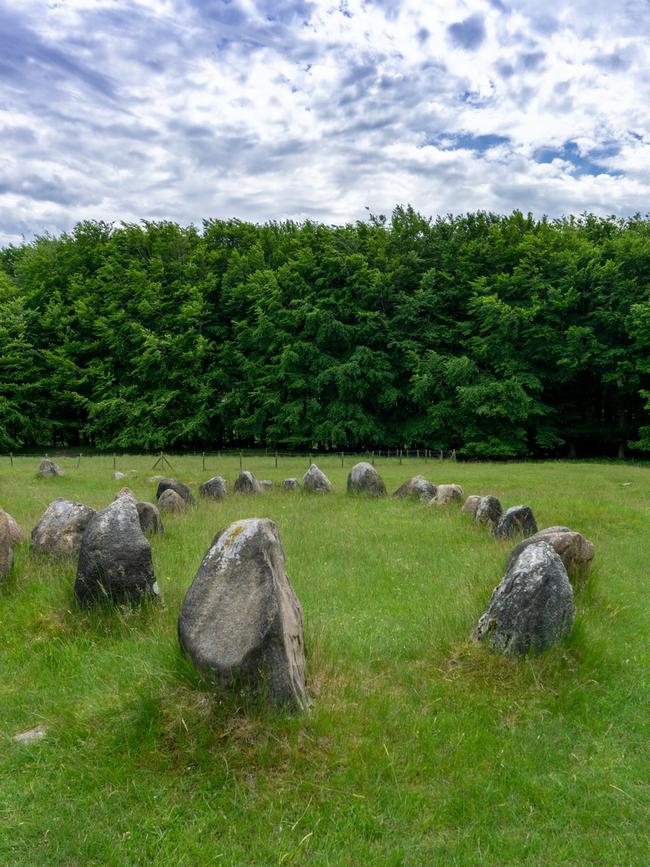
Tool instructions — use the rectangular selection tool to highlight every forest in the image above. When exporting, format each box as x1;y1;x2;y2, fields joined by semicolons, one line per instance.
1;207;649;458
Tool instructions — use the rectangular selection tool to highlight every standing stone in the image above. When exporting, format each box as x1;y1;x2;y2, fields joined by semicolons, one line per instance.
31;498;96;557
38;459;63;477
178;518;307;711
347;462;386;496
0;511;13;577
302;464;333;494
507;526;595;581
474;541;575;655
114;487;136;501
75;497;159;605
475;496;503;530
200;476;227;500
158;489;186;513
283;478;299;491
393;475;437;502
431;484;464;506
461;495;482;517
136;502;164;536
0;509;24;545
234;470;262;495
155;478;195;505
494;505;538;539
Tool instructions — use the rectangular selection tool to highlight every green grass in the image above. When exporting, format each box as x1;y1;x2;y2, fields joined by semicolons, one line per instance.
1;454;649;865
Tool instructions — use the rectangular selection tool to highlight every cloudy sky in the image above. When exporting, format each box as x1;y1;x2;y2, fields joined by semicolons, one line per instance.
0;0;648;246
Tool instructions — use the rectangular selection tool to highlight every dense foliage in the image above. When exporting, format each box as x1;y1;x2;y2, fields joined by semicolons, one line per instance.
1;208;649;457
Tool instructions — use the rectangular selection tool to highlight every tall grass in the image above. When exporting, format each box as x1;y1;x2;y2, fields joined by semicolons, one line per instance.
1;455;648;864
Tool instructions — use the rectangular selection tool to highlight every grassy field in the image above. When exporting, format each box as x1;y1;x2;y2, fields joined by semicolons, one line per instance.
1;454;648;865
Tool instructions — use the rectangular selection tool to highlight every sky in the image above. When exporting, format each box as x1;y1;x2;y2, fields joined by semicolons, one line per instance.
0;0;648;246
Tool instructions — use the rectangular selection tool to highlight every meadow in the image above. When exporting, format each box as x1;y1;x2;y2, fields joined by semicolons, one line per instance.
1;454;648;865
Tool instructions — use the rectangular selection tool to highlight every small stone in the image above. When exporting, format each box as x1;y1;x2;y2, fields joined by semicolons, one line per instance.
75;496;159;605
178;518;307;711
136;502;164;535
156;479;195;505
393;475;437;502
494;505;538;539
507;526;595;581
461;495;482;517
234;470;262;494
259;480;273;489
38;458;63;477
0;509;24;545
200;476;227;500
347;462;386;496
157;489;186;513
302;464;333;494
31;499;96;557
113;471;127;480
0;510;13;577
283;478;299;491
13;725;47;743
474;541;575;655
475;496;503;530
431;484;464;505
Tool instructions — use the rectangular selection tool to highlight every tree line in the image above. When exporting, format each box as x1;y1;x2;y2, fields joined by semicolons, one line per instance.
1;207;649;458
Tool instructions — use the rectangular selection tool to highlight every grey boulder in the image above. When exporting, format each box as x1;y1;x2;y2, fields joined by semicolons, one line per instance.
302;464;333;494
158;489;186;513
31;498;96;557
1;509;24;545
494;505;538;539
114;487;136;501
38;459;63;477
461;495;482;517
136;502;164;535
234;470;262;495
156;478;195;505
475;496;503;530
347;462;386;496
283;478;299;491
393;475;437;502
507;526;594;581
474;541;575;655
75;496;159;605
200;476;227;500
0;511;13;577
431;484;464;506
178;518;307;711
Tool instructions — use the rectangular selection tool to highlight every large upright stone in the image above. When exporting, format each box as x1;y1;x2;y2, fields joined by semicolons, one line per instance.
234;470;262;495
200;476;227;500
155;479;195;506
1;509;24;545
136;502;164;536
474;541;574;655
475;496;503;530
178;518;307;711
302;464;333;494
38;459;63;477
347;462;386;496
0;511;13;577
31;498;96;557
431;484;464;506
494;505;538;539
158;489;186;513
393;475;437;502
75;497;159;605
507;526;594;581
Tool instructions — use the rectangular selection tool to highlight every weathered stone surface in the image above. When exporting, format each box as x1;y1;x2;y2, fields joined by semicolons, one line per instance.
475;495;503;530
393;475;437;502
283;478;299;491
158;489;186;513
178;518;307;711
234;470;262;495
461;495;482;517
13;725;47;743
0;511;13;577
494;505;538;539
156;478;195;505
347;462;387;496
136;501;164;536
75;496;159;605
302;464;333;494
38;458;63;477
113;471;127;480
31;498;96;557
1;509;24;545
507;526;594;580
474;541;575;655
114;487;136;501
200;476;227;500
432;484;464;506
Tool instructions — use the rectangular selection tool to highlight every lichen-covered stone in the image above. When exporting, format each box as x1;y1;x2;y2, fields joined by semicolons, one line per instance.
178;518;307;711
136;501;164;535
75;497;159;605
200;476;227;500
114;487;136;501
461;495;482;517
475;495;503;530
0;511;13;577
393;475;437;502
234;470;262;495
474;541;574;655
347;462;386;496
302;464;333;494
494;505;538;539
507;526;594;581
38;459;63;477
158;489;186;513
1;509;24;545
155;478;195;505
283;478;299;491
31;498;96;557
431;484;464;506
